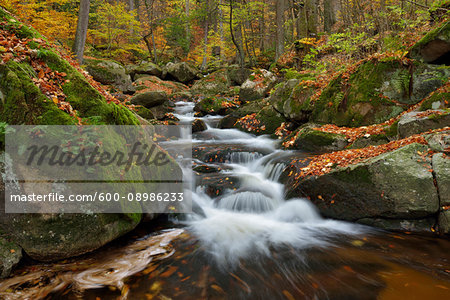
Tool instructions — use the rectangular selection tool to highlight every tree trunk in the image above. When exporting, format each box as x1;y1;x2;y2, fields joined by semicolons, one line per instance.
73;0;90;63
275;0;285;60
185;0;190;44
323;0;335;33
230;0;245;67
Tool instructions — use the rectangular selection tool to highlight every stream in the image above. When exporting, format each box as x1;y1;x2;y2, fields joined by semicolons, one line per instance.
0;100;449;299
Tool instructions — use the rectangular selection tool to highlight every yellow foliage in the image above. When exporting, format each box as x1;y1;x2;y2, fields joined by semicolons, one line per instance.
1;0;77;42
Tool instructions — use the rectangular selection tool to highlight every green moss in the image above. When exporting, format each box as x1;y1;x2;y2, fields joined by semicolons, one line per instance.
420;91;450;111
384;120;399;137
410;21;450;57
312;61;407;127
0;9;42;39
135;106;154;120
300;129;345;147
334;165;372;184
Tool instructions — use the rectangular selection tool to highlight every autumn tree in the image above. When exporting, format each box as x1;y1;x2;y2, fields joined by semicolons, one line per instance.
73;0;90;63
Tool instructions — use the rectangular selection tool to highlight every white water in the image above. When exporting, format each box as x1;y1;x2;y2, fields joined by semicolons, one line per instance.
173;101;366;265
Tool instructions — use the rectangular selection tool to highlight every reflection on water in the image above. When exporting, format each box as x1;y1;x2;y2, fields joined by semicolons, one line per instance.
0;229;449;300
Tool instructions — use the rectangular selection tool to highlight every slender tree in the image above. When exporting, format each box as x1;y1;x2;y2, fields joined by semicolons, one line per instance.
275;0;285;60
72;0;90;63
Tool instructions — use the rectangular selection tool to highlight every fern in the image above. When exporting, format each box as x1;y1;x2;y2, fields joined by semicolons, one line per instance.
391;69;410;95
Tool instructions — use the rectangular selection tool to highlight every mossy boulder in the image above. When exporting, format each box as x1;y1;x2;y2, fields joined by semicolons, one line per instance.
438;210;450;234
134;106;155;120
85;59;134;94
127;61;162;80
191;69;230;96
425;130;450;152
419;88;450;111
219;99;285;135
432;152;450;206
283;123;348;152
0;9;182;261
286;143;440;225
192;118;207;133
409;21;450;64
130;91;168;108
164;62;199;83
0;237;22;278
133;75;188;95
311;60;448;127
227;65;252;85
397;109;450;138
239;69;277;102
194;96;237;116
269;79;315;123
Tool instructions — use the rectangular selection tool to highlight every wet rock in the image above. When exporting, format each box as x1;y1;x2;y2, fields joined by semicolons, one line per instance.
356;218;435;233
192;119;207;133
0;237;22;278
193;164;220;173
283;123;348;152
164;62;199;83
397;110;450;138
130;91;168;108
172;91;193;101
432;153;450;206
239;69;277;102
196;174;240;197
286;143;440;222
438;210;450;234
227;65;252;85
85;59;134;94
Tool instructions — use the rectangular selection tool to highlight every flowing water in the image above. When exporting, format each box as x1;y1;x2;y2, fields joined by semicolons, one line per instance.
0;100;449;299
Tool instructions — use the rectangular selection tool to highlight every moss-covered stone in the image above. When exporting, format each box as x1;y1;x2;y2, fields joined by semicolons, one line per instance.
0;237;22;278
239;69;277;102
194;96;237;116
283;123;348;152
84;58;134;93
286;143;440;223
397;109;450;138
409;21;450;63
135;106;155;120
191;69;230;96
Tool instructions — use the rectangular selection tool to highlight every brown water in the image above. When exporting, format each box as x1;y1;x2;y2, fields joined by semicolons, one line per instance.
0;227;448;300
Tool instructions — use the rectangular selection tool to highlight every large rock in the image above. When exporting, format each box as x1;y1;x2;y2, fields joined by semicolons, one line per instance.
0;237;22;278
164;62;199;83
191;69;230;96
286;143;440;221
85;59;135;94
432;153;450;206
130;91;169;108
192;118;207;133
0;214;140;261
194;96;237;116
134;75;189;95
239;69;277;102
425;130;450;152
397;109;450;138
219;99;285;135
409;21;450;64
283;123;348;152
438;210;450;234
227;65;252;85
0;10;182;261
311;60;448;127
127;62;162;80
269;79;315;123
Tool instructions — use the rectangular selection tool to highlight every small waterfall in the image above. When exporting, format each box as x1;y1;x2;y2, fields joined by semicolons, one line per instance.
173;100;365;265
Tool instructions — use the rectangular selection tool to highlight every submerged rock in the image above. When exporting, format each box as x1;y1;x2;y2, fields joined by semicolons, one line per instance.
192;118;207;133
85;59;134;94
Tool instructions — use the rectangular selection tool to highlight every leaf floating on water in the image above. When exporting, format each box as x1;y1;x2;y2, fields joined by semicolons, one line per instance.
351;240;364;247
160;266;178;278
282;290;296;300
210;284;225;294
